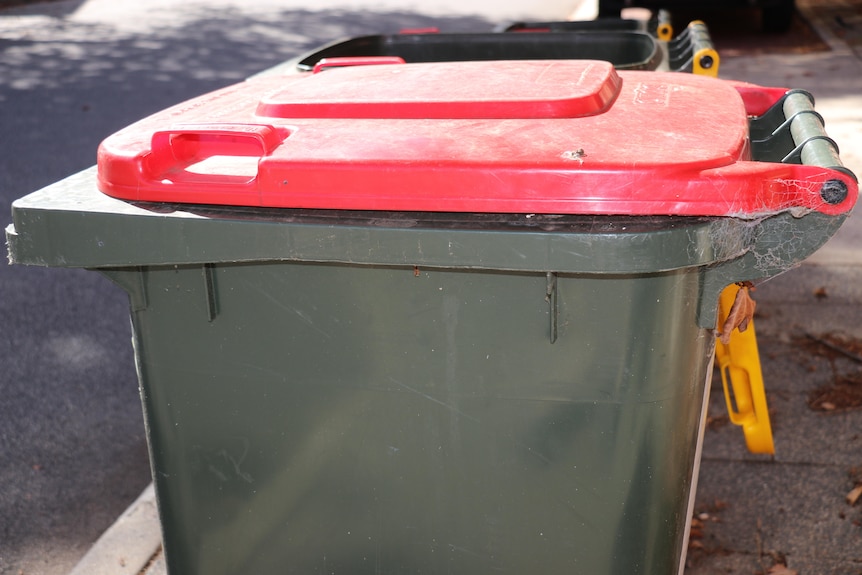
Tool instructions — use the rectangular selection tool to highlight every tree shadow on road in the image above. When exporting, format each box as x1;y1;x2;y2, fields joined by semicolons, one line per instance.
0;6;496;203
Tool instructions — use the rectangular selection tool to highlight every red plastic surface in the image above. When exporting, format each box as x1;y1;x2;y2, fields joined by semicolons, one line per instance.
96;60;858;216
258;60;621;119
312;56;407;74
398;27;440;34
723;80;790;116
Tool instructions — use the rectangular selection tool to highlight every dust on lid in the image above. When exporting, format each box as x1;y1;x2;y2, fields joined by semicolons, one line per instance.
96;59;857;217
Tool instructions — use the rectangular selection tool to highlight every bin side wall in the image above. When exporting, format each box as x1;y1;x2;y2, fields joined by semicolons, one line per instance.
121;261;712;575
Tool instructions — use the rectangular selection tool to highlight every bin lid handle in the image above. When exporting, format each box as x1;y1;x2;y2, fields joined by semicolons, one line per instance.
312;56;406;74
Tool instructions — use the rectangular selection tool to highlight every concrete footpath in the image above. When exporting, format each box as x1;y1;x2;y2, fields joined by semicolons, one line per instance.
10;0;862;574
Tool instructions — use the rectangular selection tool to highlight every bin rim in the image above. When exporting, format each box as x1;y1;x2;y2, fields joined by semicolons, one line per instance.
6;166;838;280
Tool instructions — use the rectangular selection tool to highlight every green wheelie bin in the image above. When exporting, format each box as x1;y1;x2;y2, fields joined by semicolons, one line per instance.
7;60;857;574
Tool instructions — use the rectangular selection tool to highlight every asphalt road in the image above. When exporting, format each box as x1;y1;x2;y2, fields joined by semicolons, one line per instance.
0;2;527;573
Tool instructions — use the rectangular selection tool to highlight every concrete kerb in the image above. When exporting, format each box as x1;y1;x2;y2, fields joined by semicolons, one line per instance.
67;484;162;575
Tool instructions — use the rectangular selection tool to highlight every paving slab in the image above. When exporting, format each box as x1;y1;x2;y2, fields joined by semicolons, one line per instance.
703;365;862;467
690;459;862;570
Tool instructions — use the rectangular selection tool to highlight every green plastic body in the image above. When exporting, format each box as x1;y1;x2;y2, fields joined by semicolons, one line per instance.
6;168;845;575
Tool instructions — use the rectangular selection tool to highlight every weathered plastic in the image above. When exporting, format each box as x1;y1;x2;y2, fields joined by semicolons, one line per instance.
6;60;856;575
95;61;856;217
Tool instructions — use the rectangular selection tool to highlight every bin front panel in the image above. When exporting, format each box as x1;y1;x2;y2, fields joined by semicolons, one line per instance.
118;260;713;575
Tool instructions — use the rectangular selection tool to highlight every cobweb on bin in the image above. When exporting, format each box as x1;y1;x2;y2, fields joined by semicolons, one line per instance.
751;216;809;278
708;209;812;284
722;179;823;220
707;216;760;264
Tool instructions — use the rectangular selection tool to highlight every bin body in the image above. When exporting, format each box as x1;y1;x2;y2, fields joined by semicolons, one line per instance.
116;249;711;575
7;59;856;575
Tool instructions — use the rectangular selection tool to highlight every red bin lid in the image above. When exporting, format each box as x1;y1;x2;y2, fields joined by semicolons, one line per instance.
96;59;856;217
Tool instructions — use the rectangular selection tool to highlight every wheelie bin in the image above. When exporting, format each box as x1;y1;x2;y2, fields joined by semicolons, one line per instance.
498;9;673;39
7;60;856;575
259;20;717;77
292;30;668;72
495;18;718;76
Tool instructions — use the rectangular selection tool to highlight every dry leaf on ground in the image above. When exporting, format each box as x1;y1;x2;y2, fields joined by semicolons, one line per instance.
767;564;798;575
847;484;862;506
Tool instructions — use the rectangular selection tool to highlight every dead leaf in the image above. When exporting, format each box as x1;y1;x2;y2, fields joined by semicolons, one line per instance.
847;484;862;506
767;564;798;575
808;374;862;412
719;283;757;345
804;332;862;364
813;286;828;299
706;413;730;430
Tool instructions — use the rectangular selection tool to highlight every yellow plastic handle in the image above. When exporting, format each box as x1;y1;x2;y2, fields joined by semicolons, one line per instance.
714;284;774;454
